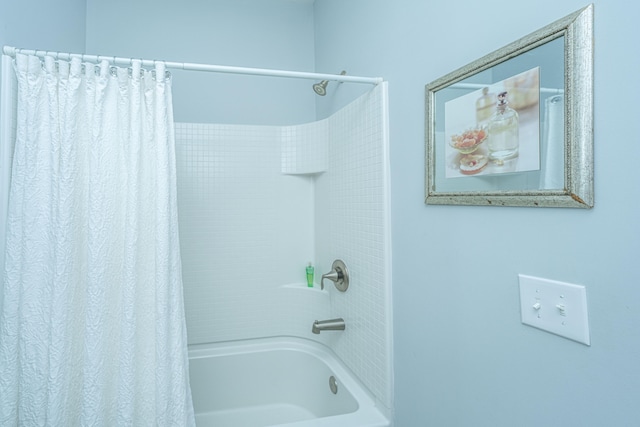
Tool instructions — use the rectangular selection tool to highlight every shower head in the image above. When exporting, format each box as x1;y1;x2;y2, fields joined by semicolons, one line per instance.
312;71;347;96
313;80;329;96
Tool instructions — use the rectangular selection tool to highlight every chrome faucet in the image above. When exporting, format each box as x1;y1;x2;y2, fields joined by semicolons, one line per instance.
312;318;346;334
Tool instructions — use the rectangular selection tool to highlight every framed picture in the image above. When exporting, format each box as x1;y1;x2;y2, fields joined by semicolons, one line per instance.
425;4;593;208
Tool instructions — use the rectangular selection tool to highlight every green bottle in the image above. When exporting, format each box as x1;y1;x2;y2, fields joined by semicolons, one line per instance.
306;262;314;287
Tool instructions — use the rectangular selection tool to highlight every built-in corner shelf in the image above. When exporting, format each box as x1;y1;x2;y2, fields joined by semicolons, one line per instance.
281;283;327;293
282;170;326;176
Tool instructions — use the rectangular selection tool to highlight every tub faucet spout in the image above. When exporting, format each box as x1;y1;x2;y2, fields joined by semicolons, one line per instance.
312;318;345;334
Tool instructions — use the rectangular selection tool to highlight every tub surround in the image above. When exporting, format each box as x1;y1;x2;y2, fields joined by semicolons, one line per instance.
176;84;392;417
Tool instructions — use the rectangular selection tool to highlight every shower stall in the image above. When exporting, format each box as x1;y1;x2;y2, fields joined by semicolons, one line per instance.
0;48;392;426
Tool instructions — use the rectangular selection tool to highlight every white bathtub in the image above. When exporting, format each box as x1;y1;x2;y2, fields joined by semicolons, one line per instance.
188;337;390;427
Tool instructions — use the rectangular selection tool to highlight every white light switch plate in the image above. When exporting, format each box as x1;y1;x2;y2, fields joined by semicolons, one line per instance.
518;274;590;346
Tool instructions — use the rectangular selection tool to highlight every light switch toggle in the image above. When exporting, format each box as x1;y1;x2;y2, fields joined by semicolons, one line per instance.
532;302;541;310
556;303;566;315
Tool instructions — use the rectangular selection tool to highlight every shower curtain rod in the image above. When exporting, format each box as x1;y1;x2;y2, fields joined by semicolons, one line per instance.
2;46;383;85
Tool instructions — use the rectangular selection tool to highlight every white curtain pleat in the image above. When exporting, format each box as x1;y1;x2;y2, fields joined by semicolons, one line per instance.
0;53;195;426
539;95;565;189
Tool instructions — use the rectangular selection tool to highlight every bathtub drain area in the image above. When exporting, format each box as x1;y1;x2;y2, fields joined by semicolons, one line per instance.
329;376;338;394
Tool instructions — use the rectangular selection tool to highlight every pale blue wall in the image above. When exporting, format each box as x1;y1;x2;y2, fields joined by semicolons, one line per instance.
314;1;640;426
0;0;86;133
85;0;317;125
0;0;86;115
0;0;86;54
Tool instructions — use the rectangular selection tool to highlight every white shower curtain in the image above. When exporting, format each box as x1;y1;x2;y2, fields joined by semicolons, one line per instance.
539;94;565;189
0;54;195;426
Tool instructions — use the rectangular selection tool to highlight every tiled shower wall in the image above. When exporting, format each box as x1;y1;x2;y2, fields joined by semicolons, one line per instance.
316;83;392;413
175;123;327;343
174;83;391;415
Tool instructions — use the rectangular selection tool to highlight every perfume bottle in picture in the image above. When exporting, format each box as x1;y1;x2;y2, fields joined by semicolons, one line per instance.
487;91;519;161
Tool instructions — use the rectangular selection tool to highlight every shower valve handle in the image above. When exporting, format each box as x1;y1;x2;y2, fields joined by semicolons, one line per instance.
321;270;341;289
320;259;349;292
